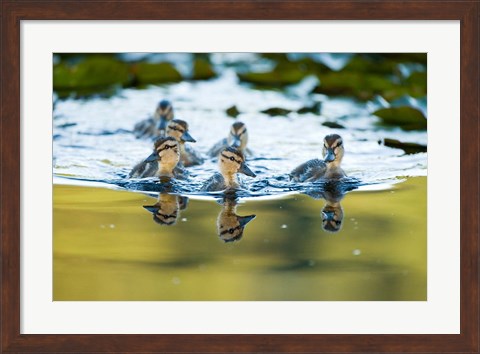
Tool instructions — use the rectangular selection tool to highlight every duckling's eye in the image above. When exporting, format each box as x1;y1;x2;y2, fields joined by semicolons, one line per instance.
336;142;343;148
165;145;169;149
230;156;235;161
229;228;235;234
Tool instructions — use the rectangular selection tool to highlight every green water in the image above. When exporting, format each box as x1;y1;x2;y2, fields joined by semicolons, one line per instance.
53;177;426;301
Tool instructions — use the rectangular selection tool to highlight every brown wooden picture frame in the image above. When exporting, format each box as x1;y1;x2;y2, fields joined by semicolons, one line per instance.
1;1;479;353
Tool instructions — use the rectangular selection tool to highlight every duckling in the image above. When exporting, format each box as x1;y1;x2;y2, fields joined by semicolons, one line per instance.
208;122;251;157
143;193;188;226
290;134;346;182
133;99;174;139
201;147;256;192
129;137;180;178
217;197;256;242
166;119;204;167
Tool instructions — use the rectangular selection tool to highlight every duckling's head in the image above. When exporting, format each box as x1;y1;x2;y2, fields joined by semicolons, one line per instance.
155;100;174;131
322;134;344;166
217;206;256;243
227;122;248;150
219;147;256;178
143;194;180;226
321;204;344;233
144;137;180;172
166;119;196;143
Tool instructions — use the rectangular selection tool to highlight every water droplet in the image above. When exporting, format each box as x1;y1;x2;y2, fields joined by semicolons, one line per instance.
172;277;181;285
353;249;361;256
281;224;288;229
109;224;115;229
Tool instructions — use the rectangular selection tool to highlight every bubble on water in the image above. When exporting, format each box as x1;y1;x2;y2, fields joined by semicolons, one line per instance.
172;277;181;285
281;224;288;229
181;218;187;222
352;249;361;256
109;224;115;229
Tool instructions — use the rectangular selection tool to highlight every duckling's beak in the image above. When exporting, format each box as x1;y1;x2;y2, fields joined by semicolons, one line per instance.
238;162;256;177
143;205;159;213
238;214;256;227
322;210;336;221
157;118;168;131
181;130;196;143
324;148;336;163
144;152;158;163
231;136;242;148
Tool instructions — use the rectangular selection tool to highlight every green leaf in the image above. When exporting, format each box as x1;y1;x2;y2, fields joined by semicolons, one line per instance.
134;62;182;84
192;59;216;80
373;107;427;131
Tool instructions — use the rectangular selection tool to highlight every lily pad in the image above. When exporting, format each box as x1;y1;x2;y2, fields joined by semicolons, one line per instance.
261;107;292;116
373;106;427;130
383;138;427;154
322;121;345;129
297;101;322;115
192;59;216;80
226;105;240;118
238;61;307;87
53;56;131;91
312;72;397;100
133;62;182;84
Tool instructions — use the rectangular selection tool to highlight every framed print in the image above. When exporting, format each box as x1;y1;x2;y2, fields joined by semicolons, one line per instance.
1;1;479;353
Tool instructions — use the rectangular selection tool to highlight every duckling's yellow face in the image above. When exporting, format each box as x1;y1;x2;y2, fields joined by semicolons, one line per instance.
166;119;196;143
322;134;344;164
148;137;180;169
219;147;256;177
228;122;248;149
321;204;344;233
155;100;174;121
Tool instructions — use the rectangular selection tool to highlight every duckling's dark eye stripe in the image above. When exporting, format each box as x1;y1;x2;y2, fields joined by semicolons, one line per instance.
169;126;185;133
221;153;241;164
156;211;178;219
220;225;242;236
157;144;177;153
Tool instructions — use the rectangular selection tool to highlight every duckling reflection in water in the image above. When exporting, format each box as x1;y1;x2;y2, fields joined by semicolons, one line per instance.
129;137;183;179
201;147;256;192
208;122;251;157
290;134;346;182
143;193;189;226
321;187;344;233
166;119;204;167
133;99;174;139
217;198;256;242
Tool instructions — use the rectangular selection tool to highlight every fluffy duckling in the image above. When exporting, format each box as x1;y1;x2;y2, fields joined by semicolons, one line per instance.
143;193;189;226
202;147;256;191
217;198;256;242
208;122;251;157
166;119;204;167
133;99;174;139
290;134;346;182
129;137;180;178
